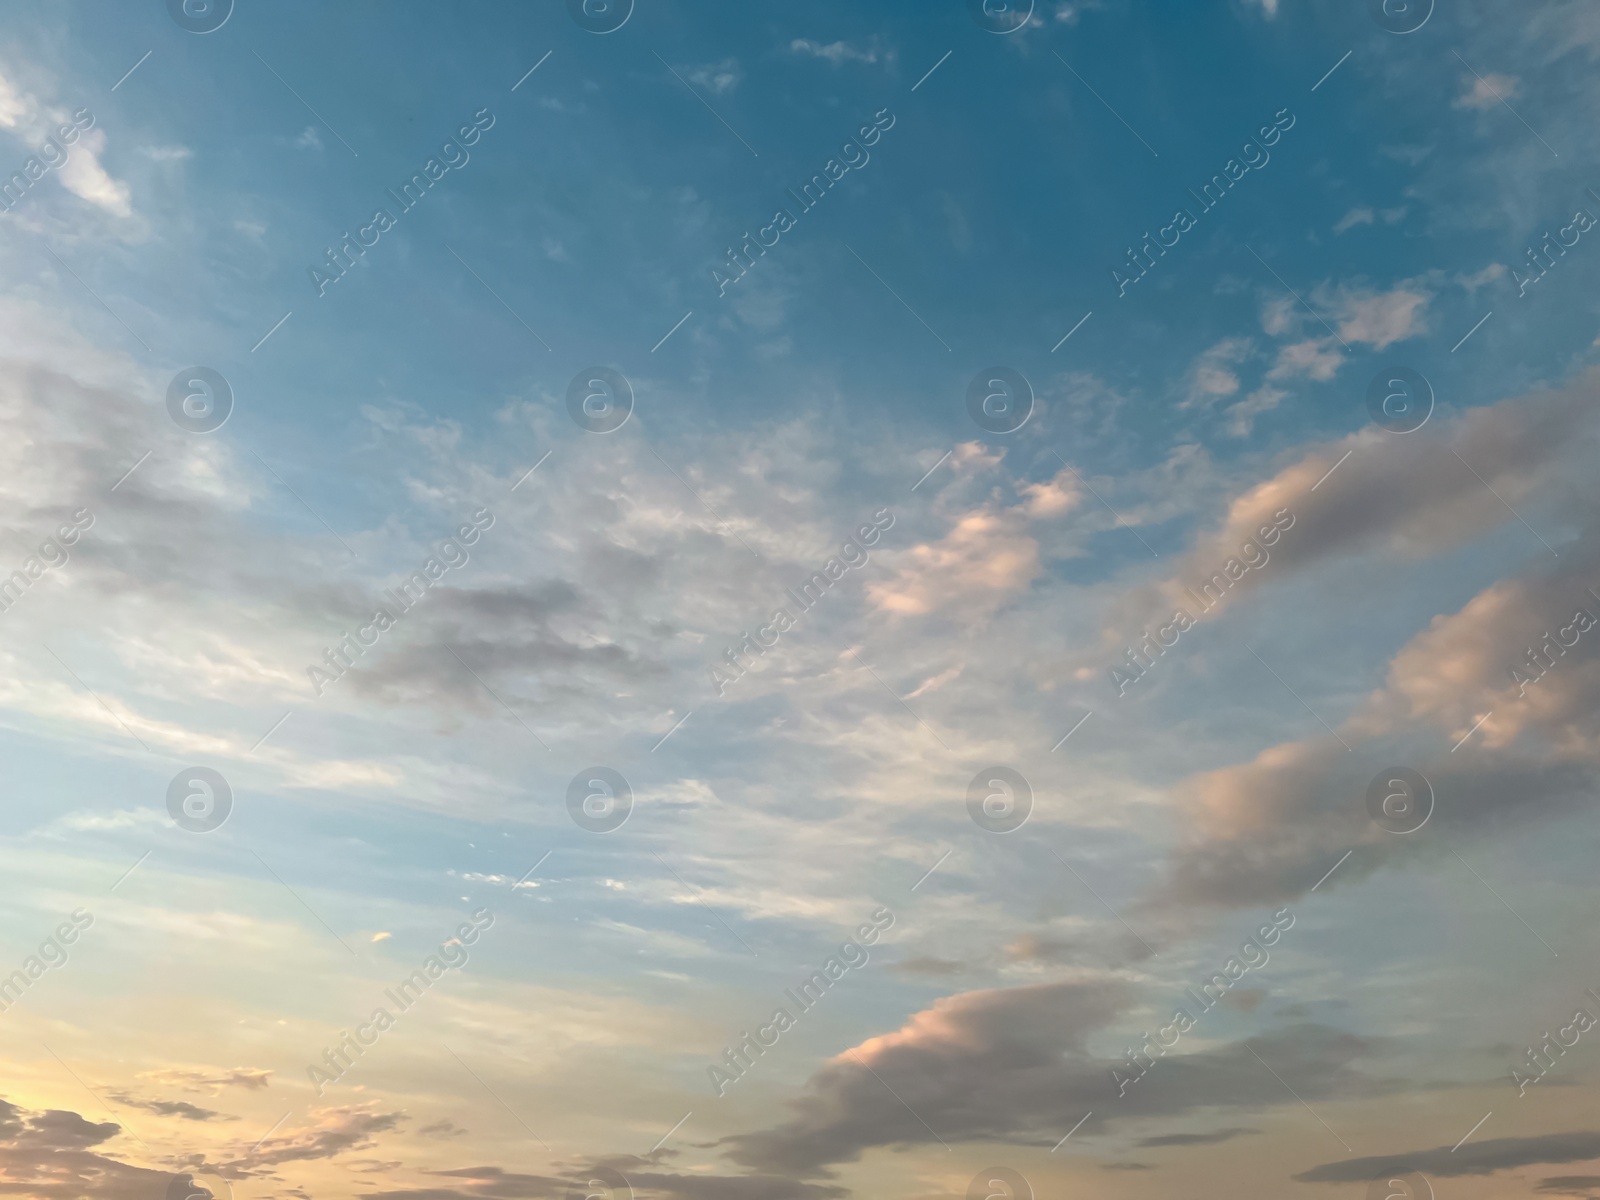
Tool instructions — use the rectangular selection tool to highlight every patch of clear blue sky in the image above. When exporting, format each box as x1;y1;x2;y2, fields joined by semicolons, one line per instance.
26;0;1600;539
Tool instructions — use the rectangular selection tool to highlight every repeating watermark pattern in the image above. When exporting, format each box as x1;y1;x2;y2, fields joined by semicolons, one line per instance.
0;909;93;1015
166;767;233;833
1367;0;1433;35
711;108;896;297
309;108;497;297
706;906;894;1095
307;908;494;1094
709;509;894;695
967;1167;1032;1200
1112;108;1297;298
166;368;233;433
567;767;632;833
165;1172;233;1200
966;368;1033;434
567;367;633;433
1366;368;1433;433
1112;907;1295;1095
1113;507;1296;696
564;1168;631;1200
167;0;233;34
0;107;96;212
305;507;495;696
967;0;1033;33
0;508;94;617
1366;768;1433;834
1365;1173;1433;1200
967;766;1032;833
1513;198;1596;298
1511;987;1600;1096
1509;596;1597;696
566;0;633;34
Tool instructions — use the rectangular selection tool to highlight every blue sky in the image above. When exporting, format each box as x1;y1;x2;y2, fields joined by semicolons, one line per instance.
3;2;1600;1199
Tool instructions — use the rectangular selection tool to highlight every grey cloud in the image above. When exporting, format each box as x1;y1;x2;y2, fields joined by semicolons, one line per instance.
1294;1130;1600;1182
365;1156;847;1200
1136;1126;1258;1147
340;581;666;712
1115;368;1600;647
721;978;1394;1176
136;1067;271;1092
1004;934;1079;963
1144;735;1598;914
1538;1176;1600;1195
0;1094;173;1199
105;1092;236;1122
887;955;968;977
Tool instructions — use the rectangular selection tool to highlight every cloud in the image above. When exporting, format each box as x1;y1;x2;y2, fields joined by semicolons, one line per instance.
1295;1131;1600;1182
721;978;1390;1175
889;955;969;977
1224;386;1287;437
0;1094;174;1199
1004;933;1080;963
1260;281;1429;352
1334;207;1375;233
1136;1127;1258;1147
1154;724;1600;912
1054;1;1106;23
868;507;1040;618
904;664;962;699
1458;262;1506;291
136;1066;272;1092
1455;72;1519;110
1182;338;1252;408
365;1153;848;1200
1019;467;1082;518
1334;284;1431;349
788;39;879;66
0;73;26;128
1095;368;1600;912
1266;339;1343;383
104;1093;236;1122
1111;365;1598;647
1539;1177;1600;1195
0;70;131;217
686;59;742;95
224;1104;403;1171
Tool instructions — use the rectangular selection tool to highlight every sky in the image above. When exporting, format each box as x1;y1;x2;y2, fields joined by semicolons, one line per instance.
1;0;1600;1197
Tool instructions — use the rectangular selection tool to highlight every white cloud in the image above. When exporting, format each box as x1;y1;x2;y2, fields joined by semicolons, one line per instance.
687;58;742;94
1054;0;1105;22
1183;337;1253;408
1334;207;1375;234
789;38;878;66
53;127;131;216
1335;284;1431;349
0;73;28;128
1455;71;1518;111
1266;338;1343;382
0;70;132;218
1223;385;1286;437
